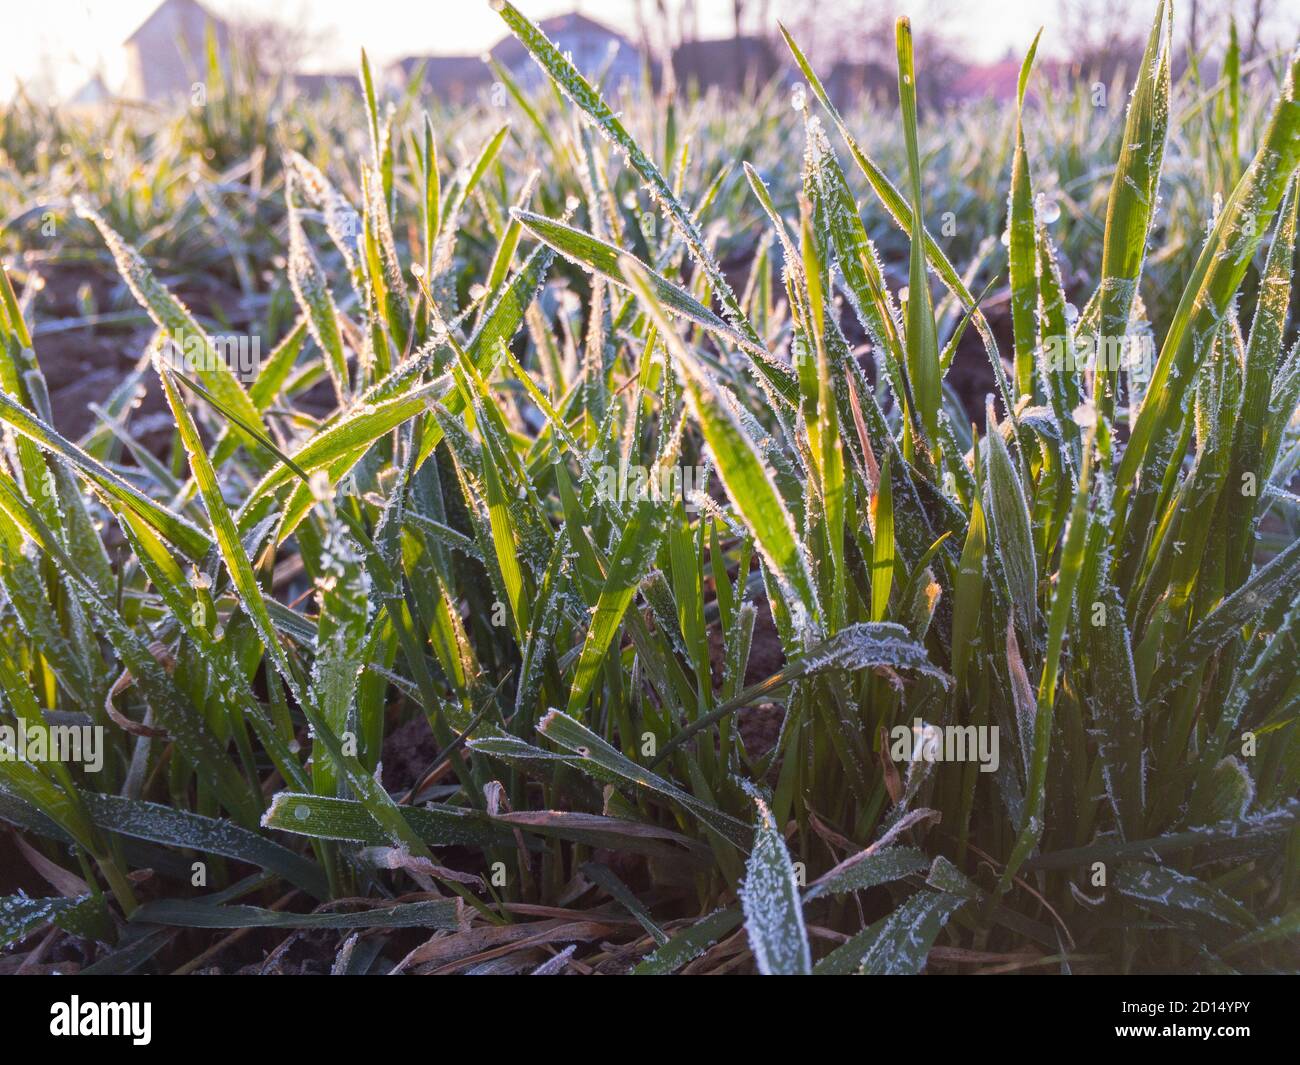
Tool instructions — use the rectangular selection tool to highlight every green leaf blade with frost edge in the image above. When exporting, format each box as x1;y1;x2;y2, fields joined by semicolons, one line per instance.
1007;30;1042;401
779;21;1020;428
804;846;928;900
309;525;371;800
1148;535;1300;704
265;790;710;865
815;889;966;975
159;369;290;684
1023;803;1299;872
0;390;212;561
1115;863;1255;933
1115;49;1300;523
794;621;951;687
286;152;362;281
633;908;742;975
650;622;949;769
950;488;988;686
237;380;444;534
131;898;463;931
895;16;943;448
0;474;263;826
490;0;795;408
1095;0;1171;419
0;755;94;855
621;256;823;636
800;131;907;393
582;861;669;946
77;793;328;900
160;370;434;862
73;197;271;464
513;208;797;406
0;894;106;949
287;197;349;403
566;498;668;714
1002;432;1094;891
538;709;751;848
871;451;895;623
112;501;310;794
741;788;811;975
1224;179;1298;588
263;792;510;849
985;403;1037;634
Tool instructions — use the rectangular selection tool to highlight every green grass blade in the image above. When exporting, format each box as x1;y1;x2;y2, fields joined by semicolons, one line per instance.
740;786;811;975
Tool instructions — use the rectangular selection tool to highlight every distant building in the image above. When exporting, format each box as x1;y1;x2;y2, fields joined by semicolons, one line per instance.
387;55;494;104
69;74;113;107
671;36;782;94
825;60;895;108
290;72;359;101
119;5;943;111
389;13;642;103
491;12;642;92
122;0;228;101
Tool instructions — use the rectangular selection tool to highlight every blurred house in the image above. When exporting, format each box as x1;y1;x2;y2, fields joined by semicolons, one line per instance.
69;74;113;107
387;55;494;104
490;12;642;92
671;36;782;94
389;13;642;104
825;60;895;108
290;72;359;100
121;0;229;101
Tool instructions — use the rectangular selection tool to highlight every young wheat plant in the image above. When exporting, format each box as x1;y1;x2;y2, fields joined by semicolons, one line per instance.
0;0;1296;974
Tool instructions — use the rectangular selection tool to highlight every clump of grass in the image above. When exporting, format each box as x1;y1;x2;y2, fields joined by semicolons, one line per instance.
0;0;1297;974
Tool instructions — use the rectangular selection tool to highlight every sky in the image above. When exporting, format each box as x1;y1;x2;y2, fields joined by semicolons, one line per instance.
2;0;1081;99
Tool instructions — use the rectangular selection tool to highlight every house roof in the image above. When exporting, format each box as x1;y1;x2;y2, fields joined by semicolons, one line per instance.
391;54;487;77
489;12;631;68
390;54;494;94
291;72;358;97
70;74;112;105
672;36;781;90
825;58;894;100
124;0;224;46
673;36;773;62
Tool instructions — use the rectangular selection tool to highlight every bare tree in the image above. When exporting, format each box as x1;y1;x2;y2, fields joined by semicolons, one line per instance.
1241;0;1295;62
644;0;694;52
1076;0;1292;87
1058;0;1146;84
778;0;965;106
225;4;335;80
681;0;700;44
730;0;774;38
